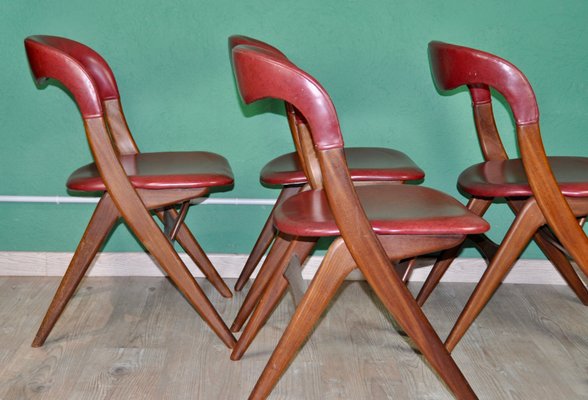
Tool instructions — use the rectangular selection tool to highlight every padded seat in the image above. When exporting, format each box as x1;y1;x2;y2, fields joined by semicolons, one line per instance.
261;147;424;186
67;151;234;191
458;156;588;198
275;185;490;236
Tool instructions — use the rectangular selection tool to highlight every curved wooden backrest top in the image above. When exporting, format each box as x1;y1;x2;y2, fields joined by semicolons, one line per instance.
26;35;140;155
429;41;539;126
27;36;120;100
228;36;306;124
232;44;343;151
229;36;322;186
229;35;287;58
25;36;107;119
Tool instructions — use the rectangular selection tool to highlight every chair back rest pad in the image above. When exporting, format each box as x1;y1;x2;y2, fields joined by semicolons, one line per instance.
25;36;105;118
229;35;287;58
28;36;120;99
429;41;539;125
232;45;343;150
25;35;125;119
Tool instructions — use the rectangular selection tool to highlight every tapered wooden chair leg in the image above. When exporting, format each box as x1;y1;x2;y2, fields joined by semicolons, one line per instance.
248;238;355;399
154;209;232;299
231;235;316;333
235;216;276;292
417;197;493;306
231;238;316;359
533;231;588;305
172;218;233;299
358;249;477;399
150;244;236;348
416;246;461;306
559;242;588;279
122;207;236;348
445;200;544;352
507;199;588;305
232;234;291;332
232;273;289;361
32;195;119;347
235;186;302;292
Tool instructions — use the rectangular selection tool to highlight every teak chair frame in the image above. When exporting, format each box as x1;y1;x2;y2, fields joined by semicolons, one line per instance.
25;35;236;349
228;35;423;336
231;44;491;399
420;41;588;351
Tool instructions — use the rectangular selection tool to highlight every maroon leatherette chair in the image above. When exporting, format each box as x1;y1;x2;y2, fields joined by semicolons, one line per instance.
228;36;425;338
25;35;236;348
230;44;490;399
419;41;588;352
228;35;424;292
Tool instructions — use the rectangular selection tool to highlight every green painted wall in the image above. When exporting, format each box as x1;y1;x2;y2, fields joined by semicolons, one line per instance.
1;1;587;257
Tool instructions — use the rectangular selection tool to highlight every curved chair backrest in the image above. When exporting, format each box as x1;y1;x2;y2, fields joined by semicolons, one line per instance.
429;41;541;162
25;35;141;201
231;39;336;187
232;45;343;151
231;43;398;285
429;41;539;126
229;35;286;58
428;41;588;275
25;36;106;119
26;35;138;154
26;35;120;103
228;36;322;186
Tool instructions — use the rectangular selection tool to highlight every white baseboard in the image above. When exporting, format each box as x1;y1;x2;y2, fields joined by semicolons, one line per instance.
0;251;577;285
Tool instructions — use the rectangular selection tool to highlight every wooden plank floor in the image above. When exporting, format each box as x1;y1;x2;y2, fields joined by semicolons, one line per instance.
0;276;586;399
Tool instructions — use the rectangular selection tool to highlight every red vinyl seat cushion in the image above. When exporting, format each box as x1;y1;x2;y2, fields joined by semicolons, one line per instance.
260;147;424;186
274;184;490;237
458;156;588;198
67;151;234;191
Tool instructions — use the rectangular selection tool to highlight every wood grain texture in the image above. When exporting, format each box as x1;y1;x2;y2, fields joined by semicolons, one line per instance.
0;277;586;399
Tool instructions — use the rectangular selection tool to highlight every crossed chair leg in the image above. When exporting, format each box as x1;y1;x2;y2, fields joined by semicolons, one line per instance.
443;198;588;352
247;237;477;400
33;193;236;349
234;186;302;292
416;198;588;307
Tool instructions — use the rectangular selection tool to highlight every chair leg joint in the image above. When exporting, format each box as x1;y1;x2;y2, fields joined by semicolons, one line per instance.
163;201;190;242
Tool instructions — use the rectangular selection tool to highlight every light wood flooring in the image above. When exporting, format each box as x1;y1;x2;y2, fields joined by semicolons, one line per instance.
0;276;586;399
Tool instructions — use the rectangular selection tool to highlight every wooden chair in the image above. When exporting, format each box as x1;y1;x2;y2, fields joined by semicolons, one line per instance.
228;35;424;293
24;35;236;348
228;36;425;337
231;44;490;399
420;41;588;351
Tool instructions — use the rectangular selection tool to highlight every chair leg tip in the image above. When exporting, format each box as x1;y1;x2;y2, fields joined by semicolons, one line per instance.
444;339;457;353
230;349;243;361
221;336;237;350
